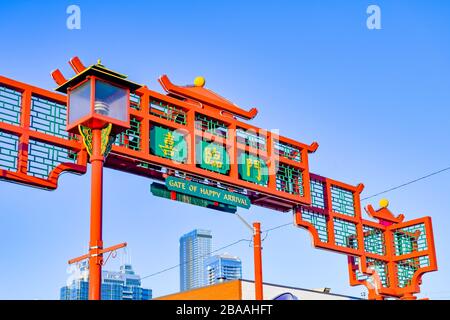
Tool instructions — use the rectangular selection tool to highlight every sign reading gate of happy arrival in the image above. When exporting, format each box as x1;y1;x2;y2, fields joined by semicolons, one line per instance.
166;176;251;209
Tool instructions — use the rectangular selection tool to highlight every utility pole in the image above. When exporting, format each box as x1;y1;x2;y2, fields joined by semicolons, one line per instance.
253;222;263;300
236;214;264;300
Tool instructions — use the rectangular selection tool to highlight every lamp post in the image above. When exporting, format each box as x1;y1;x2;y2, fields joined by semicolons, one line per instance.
55;58;141;300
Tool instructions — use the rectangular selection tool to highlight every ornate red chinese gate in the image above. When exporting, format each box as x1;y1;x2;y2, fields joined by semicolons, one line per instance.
0;57;437;300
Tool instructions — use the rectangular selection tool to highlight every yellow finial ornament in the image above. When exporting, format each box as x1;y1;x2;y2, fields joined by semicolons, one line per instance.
194;76;205;87
379;198;389;209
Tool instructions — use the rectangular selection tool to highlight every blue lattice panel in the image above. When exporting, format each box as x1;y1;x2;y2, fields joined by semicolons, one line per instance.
195;114;228;138
274;140;301;162
331;186;355;216
396;259;419;288
0;131;19;171
363;225;386;255
396;255;432;288
236;128;267;151
301;208;328;242
418;255;430;268
27;139;78;179
0;85;21;125
276;164;304;196
393;223;428;256
367;258;389;288
354;257;390;288
334;218;358;249
353;258;367;281
295;174;363;255
30;96;68;139
115;116;141;151
0;75;87;189
149;99;187;125
347;216;437;298
130;93;141;110
310;179;325;209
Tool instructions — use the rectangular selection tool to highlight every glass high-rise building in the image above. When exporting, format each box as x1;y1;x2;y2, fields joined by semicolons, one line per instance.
205;253;242;285
60;262;152;300
180;229;212;291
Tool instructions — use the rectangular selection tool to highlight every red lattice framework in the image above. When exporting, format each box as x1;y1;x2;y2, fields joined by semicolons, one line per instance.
0;76;87;189
0;66;437;299
295;174;437;299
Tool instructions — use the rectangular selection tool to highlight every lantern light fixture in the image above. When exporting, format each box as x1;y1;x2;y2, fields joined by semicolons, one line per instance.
55;60;141;134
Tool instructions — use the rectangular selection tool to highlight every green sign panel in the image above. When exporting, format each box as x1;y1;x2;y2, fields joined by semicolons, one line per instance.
238;153;269;186
151;182;237;214
196;140;230;174
165;176;251;209
150;125;187;163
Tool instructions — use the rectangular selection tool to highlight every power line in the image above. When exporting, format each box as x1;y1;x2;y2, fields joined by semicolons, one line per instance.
264;222;292;233
140;221;293;281
260;166;450;236
141;238;251;281
361;166;450;201
263;167;450;230
140;166;450;282
261;222;292;241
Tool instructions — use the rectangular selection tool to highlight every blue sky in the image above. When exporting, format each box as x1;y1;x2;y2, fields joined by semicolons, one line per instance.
0;0;449;299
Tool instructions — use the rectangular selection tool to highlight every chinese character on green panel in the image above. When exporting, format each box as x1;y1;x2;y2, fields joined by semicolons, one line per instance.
196;140;230;175
150;126;187;163
238;153;269;185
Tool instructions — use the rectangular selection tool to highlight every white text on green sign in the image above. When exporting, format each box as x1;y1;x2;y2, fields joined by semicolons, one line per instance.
166;176;251;209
